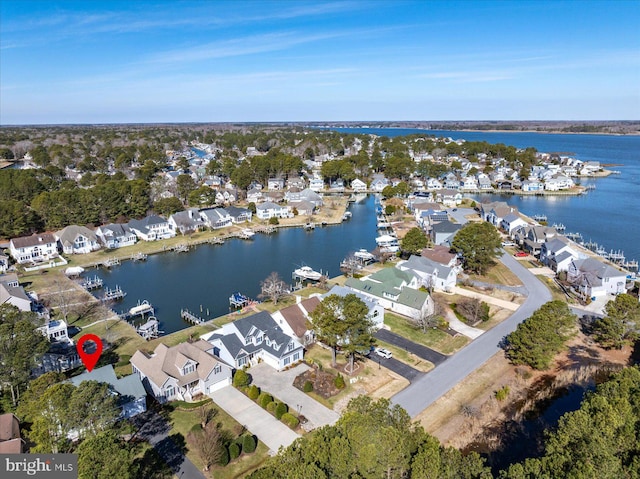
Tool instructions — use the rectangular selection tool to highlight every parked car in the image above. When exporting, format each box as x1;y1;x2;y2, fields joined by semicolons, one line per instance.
374;347;392;359
502;241;515;247
514;251;528;257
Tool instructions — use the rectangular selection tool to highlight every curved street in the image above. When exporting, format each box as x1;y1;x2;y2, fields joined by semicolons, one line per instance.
391;252;552;418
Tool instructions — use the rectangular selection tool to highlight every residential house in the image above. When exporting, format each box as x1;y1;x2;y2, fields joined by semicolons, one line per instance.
329;178;345;192
246;187;264;204
225;206;252;223
0;253;8;274
344;268;434;319
480;201;518;227
500;213;529;235
0;413;24;454
286;176;306;189
370;175;390;192
477;176;493;190
95;223;138;249
309;177;325;192
292;200;315;216
431;220;462;246
426;178;443;190
460;176;479;191
9;233;59;264
512;225;559;256
38;319;71;344
540;237;582;272
284;187;302;202
297;188;323;208
351;178;367;192
521;179;543;192
130;340;233;403
262;191;285;203
201;311;304;371
271;296;321;346
397;255;458;292
0;273;32;312
215;188;237;204
169;208;206;235
267;178;285;190
256;201;291;220
434;189;462;207
34;341;82;376
443;173;460;190
545;174;574;191
421;245;459;268
323;285;385;329
567;257;627;299
199;207;233;229
55;225;101;255
128;215;175;241
69;365;147;419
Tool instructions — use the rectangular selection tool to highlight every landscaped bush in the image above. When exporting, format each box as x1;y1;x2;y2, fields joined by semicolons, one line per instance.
247;384;260;400
495;385;510;401
258;392;273;409
269;216;279;225
275;402;288;420
233;369;250;388
303;380;313;393
266;401;277;414
229;442;240;460
242;435;256;454
334;373;346;389
281;412;299;429
219;447;229;466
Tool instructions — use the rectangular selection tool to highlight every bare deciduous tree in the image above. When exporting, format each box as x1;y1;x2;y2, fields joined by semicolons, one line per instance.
258;272;290;305
198;404;217;429
187;423;224;472
457;298;490;325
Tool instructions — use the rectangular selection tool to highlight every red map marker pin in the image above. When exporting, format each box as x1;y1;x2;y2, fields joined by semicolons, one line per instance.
76;334;103;372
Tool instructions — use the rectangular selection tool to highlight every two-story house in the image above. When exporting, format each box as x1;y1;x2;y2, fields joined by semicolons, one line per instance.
95;223;138;249
128;215;176;241
9;233;59;264
55;225;101;255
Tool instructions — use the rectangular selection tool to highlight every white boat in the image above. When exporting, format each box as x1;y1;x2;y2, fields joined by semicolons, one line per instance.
240;228;255;238
293;265;323;281
377;221;391;229
354;249;375;261
376;234;398;246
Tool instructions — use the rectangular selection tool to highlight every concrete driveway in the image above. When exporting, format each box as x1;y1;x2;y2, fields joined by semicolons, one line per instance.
209;386;300;453
248;363;339;429
375;329;447;365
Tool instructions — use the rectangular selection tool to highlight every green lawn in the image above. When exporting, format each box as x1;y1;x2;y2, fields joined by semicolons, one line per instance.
384;312;469;355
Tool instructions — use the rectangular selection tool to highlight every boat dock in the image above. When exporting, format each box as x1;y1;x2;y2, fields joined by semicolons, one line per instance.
229;292;249;308
81;275;104;291
533;214;547;222
131;252;147;261
102;257;120;268
137;317;161;340
173;243;190;253
208;237;225;245
102;285;126;302
119;300;155;322
181;308;207;325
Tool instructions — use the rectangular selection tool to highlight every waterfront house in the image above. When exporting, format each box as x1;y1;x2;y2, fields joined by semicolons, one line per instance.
344;268;434;319
55;225;101;255
130;341;233;403
370;175;390;192
477;176;493;190
480;201;518;227
95;223;138;249
256;201;291;220
431;220;462;246
426;178;443;190
397;255;458;292
512;225;559;256
322;285;385;329
271;296;321;346
262;191;285;203
309;177;325;192
199;207;233;229
38;319;71;344
9;233;59;264
0;413;24;454
545;174;574;191
461;176;479;191
69;365;147;418
567;257;627;299
284;187;302;202
128;215;175;241
268;178;285;190
292;200;315;216
169;208;206;235
443;174;460;190
298;188;323;207
34;341;82;376
329;178;345;192
225;205;252;223
522;179;543;192
434;189;462;207
247;187;264;204
500;213;529;235
0;273;32;312
201;311;304;371
351;178;367;192
540;237;582;272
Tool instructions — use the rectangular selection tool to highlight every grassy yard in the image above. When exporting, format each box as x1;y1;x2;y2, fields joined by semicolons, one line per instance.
384;313;469;355
467;260;523;286
167;401;269;479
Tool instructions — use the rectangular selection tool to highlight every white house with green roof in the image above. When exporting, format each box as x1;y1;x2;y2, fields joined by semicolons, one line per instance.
344;267;434;319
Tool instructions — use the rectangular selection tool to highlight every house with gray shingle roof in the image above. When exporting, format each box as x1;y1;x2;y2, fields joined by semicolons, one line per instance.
199;207;232;229
397;255;458;292
201;311;304;371
169;208;206;235
130;340;232;403
95;223;138;249
431;220;462;246
322;285;385;329
0;273;32;312
540;237;582;272
69;364;147;418
128;215;175;241
9;233;59;264
567;257;627;299
55;225;101;255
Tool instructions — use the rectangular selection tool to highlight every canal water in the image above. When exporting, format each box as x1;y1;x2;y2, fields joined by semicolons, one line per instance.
90;195;377;334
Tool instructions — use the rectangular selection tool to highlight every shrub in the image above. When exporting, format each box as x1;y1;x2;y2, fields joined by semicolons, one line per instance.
242;435;256;454
233;369;250;388
303;380;313;393
281;412;299;429
229;442;240;460
258;392;273;409
268;216;279;225
275;402;288;420
266;401;277;414
495;385;510;401
334;374;346;389
219;447;229;466
247;384;260;400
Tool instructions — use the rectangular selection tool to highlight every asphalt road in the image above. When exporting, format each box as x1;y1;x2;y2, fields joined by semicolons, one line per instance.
375;329;447;366
373;354;423;382
391;252;552;418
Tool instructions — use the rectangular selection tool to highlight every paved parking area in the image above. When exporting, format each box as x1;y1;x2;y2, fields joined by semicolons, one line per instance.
248;363;340;429
375;329;447;365
372;354;423;382
209;386;300;453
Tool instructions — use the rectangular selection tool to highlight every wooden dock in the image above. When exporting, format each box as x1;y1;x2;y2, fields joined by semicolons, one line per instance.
181;308;206;325
102;285;126;302
81;275;104;291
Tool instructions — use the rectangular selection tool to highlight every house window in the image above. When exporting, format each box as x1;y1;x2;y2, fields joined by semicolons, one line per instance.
283;356;290;366
373;310;379;317
214;365;222;374
293;352;300;361
165;386;175;398
287;342;294;352
183;363;195;375
238;357;247;367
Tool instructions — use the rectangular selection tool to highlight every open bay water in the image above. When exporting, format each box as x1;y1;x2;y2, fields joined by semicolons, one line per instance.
335;128;640;264
90;195;377;334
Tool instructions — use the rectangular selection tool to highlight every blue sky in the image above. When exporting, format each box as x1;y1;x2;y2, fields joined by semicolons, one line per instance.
1;0;639;124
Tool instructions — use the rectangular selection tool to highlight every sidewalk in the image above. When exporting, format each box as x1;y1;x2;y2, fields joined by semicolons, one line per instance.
209;386;300;454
